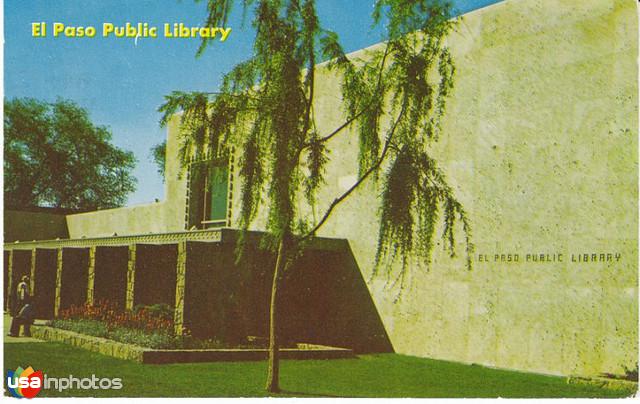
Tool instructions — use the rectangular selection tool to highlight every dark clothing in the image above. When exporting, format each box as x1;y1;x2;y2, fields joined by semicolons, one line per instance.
11;281;30;315
17;303;34;321
9;282;32;337
9;318;31;337
9;316;30;337
11;304;34;337
9;316;20;336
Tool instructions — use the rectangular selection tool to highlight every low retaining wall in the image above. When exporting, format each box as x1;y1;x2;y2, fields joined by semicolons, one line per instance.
31;326;355;364
32;326;145;362
143;344;355;364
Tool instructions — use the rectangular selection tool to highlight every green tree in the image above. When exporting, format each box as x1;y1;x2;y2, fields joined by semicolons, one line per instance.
150;140;167;181
4;98;137;210
160;0;472;392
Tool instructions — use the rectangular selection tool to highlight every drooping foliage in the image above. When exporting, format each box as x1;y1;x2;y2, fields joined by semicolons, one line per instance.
159;0;473;283
356;0;473;280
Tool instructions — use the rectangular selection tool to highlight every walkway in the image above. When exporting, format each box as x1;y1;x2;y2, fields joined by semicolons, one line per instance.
3;313;44;343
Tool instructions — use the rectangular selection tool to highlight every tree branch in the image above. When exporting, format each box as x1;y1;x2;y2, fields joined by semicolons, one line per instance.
301;101;407;241
300;49;315;142
298;43;392;152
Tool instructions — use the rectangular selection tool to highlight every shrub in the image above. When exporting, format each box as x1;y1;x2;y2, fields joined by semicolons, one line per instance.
51;319;109;338
108;327;176;349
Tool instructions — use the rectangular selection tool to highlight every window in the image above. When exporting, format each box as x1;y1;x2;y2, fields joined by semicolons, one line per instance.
203;164;228;226
186;158;230;229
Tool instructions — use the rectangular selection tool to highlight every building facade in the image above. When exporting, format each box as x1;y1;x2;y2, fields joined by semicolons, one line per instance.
5;0;638;378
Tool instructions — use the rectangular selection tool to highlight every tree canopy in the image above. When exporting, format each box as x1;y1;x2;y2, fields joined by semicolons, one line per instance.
4;98;137;210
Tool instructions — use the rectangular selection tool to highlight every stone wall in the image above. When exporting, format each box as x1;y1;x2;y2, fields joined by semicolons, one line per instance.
229;0;638;376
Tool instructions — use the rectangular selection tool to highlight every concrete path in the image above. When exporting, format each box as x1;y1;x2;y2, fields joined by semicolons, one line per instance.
3;313;44;343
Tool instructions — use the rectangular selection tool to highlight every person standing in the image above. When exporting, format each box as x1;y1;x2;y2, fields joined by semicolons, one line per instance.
16;297;34;337
8;275;31;337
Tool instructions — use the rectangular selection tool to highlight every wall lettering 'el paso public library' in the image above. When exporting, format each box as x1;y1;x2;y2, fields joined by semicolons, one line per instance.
478;252;622;263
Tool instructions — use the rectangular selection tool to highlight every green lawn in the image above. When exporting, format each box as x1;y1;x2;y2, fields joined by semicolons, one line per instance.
4;342;635;398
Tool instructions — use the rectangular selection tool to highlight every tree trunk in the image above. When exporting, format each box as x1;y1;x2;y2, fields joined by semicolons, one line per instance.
266;237;288;393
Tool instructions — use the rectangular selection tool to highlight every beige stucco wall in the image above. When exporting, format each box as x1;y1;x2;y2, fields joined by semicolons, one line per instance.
231;0;638;377
63;0;637;377
66;115;187;238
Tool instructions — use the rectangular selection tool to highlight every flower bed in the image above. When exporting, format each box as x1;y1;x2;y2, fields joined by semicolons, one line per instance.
53;301;228;349
48;301;356;362
39;300;355;364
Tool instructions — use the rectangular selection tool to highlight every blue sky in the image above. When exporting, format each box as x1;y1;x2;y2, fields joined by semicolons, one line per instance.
5;0;500;206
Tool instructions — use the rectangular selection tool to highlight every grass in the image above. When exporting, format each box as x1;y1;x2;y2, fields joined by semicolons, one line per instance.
4;342;636;398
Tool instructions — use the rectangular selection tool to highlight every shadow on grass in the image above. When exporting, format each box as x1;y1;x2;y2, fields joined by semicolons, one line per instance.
279;389;345;398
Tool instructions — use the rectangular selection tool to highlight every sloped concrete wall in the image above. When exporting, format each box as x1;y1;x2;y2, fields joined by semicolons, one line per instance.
230;0;638;376
281;243;393;353
182;236;393;352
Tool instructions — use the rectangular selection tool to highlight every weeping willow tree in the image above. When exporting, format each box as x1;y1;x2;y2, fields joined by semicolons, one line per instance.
160;0;473;393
